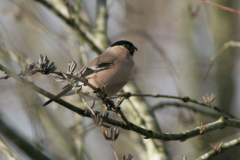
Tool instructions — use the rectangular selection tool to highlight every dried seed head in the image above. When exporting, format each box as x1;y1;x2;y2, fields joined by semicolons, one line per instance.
20;63;38;76
209;142;223;153
91;111;104;126
198;121;207;134
101;127;109;140
76;67;87;78
66;61;77;75
101;111;109;121
122;154;133;160
203;93;217;105
110;127;119;141
101;127;120;141
36;54;57;74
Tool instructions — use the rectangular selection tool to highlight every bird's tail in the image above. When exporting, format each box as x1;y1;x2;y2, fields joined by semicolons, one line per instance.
42;86;73;106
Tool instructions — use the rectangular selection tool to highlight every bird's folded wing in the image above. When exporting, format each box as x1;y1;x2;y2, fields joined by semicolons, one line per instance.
88;63;114;72
43;62;114;106
75;63;114;78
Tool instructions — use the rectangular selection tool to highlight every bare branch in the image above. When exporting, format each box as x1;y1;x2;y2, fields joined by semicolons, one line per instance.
194;0;240;14
115;93;238;119
34;0;105;54
152;102;220;118
205;41;240;79
94;0;109;48
2;64;240;142
197;138;240;159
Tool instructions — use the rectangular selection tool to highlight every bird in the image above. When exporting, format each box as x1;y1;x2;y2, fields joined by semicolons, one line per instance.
43;40;138;106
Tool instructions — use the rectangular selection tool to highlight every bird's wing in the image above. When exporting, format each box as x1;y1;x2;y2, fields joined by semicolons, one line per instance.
78;62;114;77
87;62;114;72
87;51;116;72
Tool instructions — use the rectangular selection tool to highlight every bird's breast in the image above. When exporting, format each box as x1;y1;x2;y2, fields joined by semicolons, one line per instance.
88;58;134;97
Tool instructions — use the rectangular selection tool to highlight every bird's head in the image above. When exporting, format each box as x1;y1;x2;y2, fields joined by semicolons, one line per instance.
110;40;138;56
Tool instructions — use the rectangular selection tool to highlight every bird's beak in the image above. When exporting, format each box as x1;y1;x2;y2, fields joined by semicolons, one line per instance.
131;46;138;53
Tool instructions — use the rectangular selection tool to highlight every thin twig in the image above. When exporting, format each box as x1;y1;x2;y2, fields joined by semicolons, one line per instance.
151;102;220;118
115;93;238;119
204;41;240;79
113;106;131;129
109;141;119;160
194;0;240;14
197;137;240;159
81;98;95;116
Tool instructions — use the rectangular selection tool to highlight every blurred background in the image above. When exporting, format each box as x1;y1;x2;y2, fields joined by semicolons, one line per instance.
0;0;240;159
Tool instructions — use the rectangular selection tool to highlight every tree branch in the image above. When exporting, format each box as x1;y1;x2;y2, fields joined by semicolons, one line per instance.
197;137;240;160
115;93;238;119
94;0;109;48
34;0;105;54
2;64;240;142
151;102;220;118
